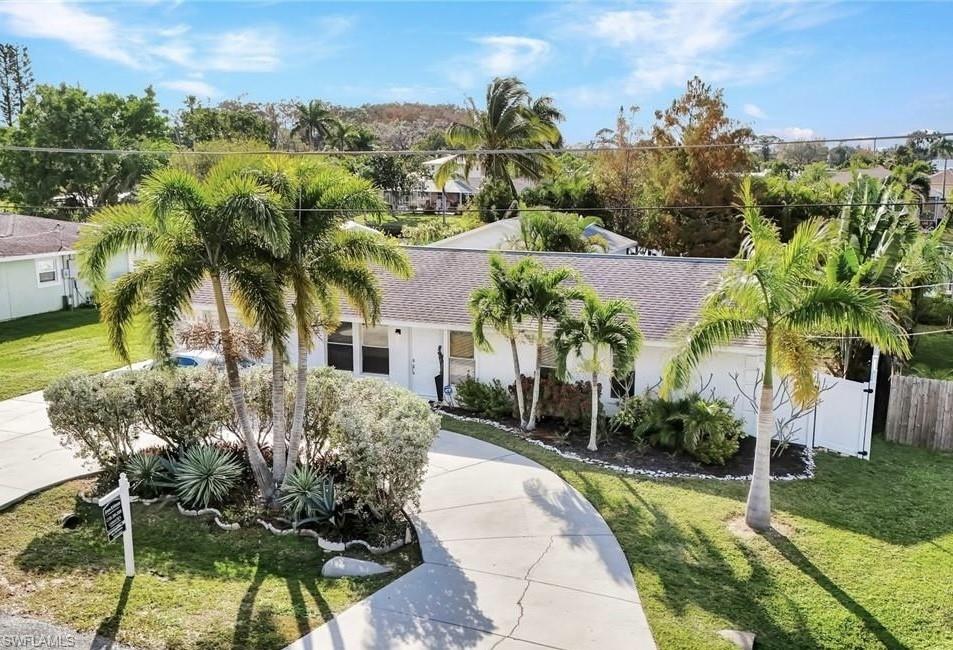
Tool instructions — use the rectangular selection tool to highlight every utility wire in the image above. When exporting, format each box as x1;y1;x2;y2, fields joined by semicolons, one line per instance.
0;131;950;157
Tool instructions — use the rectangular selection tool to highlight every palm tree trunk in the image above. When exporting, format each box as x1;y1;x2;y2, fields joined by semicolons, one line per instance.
270;341;287;494
283;335;309;485
746;330;774;531
210;272;274;500
509;335;527;428
588;366;599;452
526;321;544;431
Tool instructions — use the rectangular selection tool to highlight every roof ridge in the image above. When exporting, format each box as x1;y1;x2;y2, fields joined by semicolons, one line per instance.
403;244;731;264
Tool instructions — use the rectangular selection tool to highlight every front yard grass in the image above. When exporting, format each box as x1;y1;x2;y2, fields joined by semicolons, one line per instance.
0;480;418;649
0;308;150;400
442;416;953;650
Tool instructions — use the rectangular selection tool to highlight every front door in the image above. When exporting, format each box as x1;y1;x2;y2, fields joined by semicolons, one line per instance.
411;328;445;398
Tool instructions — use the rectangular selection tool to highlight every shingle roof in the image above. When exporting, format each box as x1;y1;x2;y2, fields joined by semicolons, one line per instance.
0;213;82;258
193;247;732;342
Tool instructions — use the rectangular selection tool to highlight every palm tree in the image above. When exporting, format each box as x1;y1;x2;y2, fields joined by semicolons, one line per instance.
528;95;565;148
509;211;609;253
553;290;642;451
436;77;561;204
887;160;934;205
291;100;338;150
78;157;290;498
326;121;366;151
470;253;536;428
254;157;411;485
520;264;585;431
662;178;909;531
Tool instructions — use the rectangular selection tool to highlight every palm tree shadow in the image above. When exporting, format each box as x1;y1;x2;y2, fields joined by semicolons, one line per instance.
231;562;267;650
763;529;908;650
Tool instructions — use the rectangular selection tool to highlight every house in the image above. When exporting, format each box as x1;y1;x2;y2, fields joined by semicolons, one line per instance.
829;165;892;186
394;156;534;213
923;167;952;225
0;213;134;321
429;217;639;254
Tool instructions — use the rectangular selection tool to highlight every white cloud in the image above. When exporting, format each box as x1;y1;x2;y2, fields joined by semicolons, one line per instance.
206;29;281;72
775;127;818;140
160;79;219;98
744;103;767;119
0;1;141;68
473;35;551;77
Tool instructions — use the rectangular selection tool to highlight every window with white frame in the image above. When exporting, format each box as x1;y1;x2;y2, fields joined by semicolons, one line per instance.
327;323;354;371
449;331;475;384
539;344;558;380
35;258;58;286
361;325;389;375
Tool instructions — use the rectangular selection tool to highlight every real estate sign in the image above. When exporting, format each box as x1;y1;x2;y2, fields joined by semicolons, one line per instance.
101;497;125;542
97;473;136;577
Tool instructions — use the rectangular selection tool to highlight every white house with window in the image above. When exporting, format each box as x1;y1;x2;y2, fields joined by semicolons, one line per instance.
0;213;135;321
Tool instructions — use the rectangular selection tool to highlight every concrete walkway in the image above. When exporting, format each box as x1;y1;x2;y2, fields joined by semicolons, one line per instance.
0;391;95;510
288;431;656;649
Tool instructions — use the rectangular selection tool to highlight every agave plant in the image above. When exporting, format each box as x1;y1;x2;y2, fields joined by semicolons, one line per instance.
278;465;338;526
173;445;243;509
125;451;174;499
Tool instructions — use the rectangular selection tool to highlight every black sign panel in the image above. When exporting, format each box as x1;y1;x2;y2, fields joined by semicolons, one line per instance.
102;498;125;542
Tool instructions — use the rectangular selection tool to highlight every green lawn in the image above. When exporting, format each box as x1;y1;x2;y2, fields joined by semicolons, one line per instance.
442;417;953;650
0;308;150;400
0;480;418;649
908;324;953;378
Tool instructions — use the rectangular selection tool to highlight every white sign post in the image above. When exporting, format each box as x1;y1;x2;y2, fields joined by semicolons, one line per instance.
98;472;135;577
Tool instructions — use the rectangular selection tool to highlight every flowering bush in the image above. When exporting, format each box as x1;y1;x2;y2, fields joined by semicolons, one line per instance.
44;372;139;471
131;368;224;450
333;377;439;520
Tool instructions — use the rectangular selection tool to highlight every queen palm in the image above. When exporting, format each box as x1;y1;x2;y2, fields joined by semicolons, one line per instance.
553;290;642;451
470;253;536;428
436;77;561;205
255;157;411;485
78;157;290;498
520;264;585;431
291;100;339;150
662;178;909;531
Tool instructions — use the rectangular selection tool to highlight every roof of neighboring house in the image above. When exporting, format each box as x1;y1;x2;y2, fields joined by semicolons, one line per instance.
430;218;637;253
930;169;953;198
829;165;891;185
0;213;82;258
192;247;735;343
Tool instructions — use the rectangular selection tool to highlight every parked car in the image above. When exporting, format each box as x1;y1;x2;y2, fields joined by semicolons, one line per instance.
146;350;257;370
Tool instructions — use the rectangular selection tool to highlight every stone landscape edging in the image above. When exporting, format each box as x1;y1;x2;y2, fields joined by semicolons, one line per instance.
436;408;816;482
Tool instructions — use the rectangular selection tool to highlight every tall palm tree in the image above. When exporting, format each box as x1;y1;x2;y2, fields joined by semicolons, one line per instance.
436;77;561;203
553;290;642;451
509;211;609;253
254;157;411;485
470;253;536;428
291;100;338;150
528;95;565;148
662;178;909;531
520;264;585;431
78;157;290;498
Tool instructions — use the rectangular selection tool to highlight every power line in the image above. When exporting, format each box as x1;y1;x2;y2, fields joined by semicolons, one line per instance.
0;131;950;157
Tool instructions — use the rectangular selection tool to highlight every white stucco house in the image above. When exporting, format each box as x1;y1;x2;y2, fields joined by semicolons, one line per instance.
429;217;639;255
0;213;135;321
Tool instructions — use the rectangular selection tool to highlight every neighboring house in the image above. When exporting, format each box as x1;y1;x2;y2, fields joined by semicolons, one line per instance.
429;217;639;255
394;156;534;213
0;213;134;321
829;165;892;186
924;167;953;225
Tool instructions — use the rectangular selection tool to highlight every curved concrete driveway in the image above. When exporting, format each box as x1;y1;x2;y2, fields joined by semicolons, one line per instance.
289;430;656;649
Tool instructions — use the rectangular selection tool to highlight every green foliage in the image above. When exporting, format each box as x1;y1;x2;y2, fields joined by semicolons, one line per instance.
278;465;338;524
471;178;517;222
301;367;353;465
43;372;139;471
520;154;605;216
0;43;34;127
917;295;953;326
175;97;272;147
173;445;243;509
454;377;514;419
124;451;174;499
512;375;603;430
130;368;224;450
609;394;650;436
401;218;469;244
511;211;608;252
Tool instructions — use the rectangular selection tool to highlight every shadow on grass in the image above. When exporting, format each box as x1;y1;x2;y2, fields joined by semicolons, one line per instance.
0;308;102;344
90;576;132;650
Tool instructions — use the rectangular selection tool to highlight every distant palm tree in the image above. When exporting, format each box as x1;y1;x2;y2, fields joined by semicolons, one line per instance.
291;100;338;150
662;178;908;531
327;121;375;151
887;160;934;204
78;157;290;498
436;77;561;203
470;253;536;428
510;211;609;253
255;158;411;485
528;95;565;148
553;290;642;451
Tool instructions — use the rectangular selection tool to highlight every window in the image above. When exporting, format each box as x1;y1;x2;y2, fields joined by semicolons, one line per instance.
610;355;636;399
35;258;57;286
449;331;475;385
327;323;354;371
539;344;558;380
361;325;389;375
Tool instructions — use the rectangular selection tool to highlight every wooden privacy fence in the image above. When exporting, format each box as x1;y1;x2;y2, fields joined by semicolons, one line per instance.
885;374;953;451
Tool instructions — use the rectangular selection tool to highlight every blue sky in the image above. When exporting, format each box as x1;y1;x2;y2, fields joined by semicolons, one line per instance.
0;1;949;145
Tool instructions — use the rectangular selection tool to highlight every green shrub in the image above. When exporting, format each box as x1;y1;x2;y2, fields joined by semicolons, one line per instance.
125;451;174;498
278;465;338;525
44;372;139;472
471;178;515;222
455;377;514;419
401;219;468;244
512;375;603;431
131;368;224;450
918;295;953;326
302;367;353;464
669;397;743;465
173;445;243;508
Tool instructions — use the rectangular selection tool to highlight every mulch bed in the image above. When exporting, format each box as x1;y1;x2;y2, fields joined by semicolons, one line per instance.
439;405;809;478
